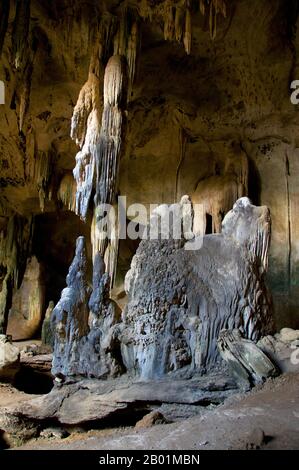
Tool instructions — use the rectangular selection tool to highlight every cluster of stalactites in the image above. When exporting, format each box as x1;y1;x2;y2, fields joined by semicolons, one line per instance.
7;0;35;132
57;173;77;213
163;1;192;54
113;10;139;88
199;0;227;40
139;0;227;54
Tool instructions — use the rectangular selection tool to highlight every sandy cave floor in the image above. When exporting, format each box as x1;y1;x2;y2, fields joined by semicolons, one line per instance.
0;373;297;451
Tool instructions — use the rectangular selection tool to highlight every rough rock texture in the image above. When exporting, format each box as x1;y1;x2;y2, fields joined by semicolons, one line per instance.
257;327;299;373
41;300;54;347
0;372;237;431
135;411;168;429
120;198;274;379
51;237;123;379
6;256;45;340
0;335;20;382
217;329;279;390
0;0;299;332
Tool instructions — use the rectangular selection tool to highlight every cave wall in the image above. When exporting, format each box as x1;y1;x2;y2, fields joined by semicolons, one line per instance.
0;0;299;333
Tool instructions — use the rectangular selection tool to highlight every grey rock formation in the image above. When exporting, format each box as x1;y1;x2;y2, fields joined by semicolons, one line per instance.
0;334;20;382
121;197;274;380
41;301;55;348
51;237;123;380
1;372;237;430
217;329;279;390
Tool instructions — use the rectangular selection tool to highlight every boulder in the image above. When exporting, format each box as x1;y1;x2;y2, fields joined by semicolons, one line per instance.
0;335;20;382
135;411;168;429
257;328;299;373
121;198;274;380
217;329;279;390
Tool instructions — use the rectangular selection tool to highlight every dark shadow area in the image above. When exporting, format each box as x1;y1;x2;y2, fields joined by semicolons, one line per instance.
0;430;10;450
32;210;92;308
14;368;54;395
205;213;213;235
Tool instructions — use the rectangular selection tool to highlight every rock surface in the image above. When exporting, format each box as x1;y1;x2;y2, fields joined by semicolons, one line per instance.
51;237;123;379
217;329;279;390
0;372;237;431
14;373;299;451
41;301;54;348
6;257;45;341
0;335;20;382
0;0;299;336
135;411;168;429
121;198;274;379
257;327;299;373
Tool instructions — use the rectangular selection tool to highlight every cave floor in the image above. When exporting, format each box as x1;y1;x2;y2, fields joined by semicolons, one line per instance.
13;373;299;450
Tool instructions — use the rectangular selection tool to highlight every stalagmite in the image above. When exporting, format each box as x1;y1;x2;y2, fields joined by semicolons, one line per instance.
121;198;274;379
51;237;123;379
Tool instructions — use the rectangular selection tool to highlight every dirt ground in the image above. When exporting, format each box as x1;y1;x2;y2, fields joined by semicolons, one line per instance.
4;372;297;451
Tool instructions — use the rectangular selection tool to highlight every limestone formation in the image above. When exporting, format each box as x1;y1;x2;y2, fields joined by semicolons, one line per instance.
51;237;123;380
41;301;55;348
0;334;20;382
121;197;274;380
1;1;299;331
7;257;45;341
217;329;279;390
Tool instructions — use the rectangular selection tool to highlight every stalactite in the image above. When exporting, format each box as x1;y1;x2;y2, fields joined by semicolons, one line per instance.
12;0;31;70
175;6;184;42
57;173;77;212
183;7;192;54
127;21;139;87
19;61;33;132
113;6;128;57
34;150;53;212
164;1;175;42
199;0;227;40
73;108;101;220
0;0;10;57
95;54;126;207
